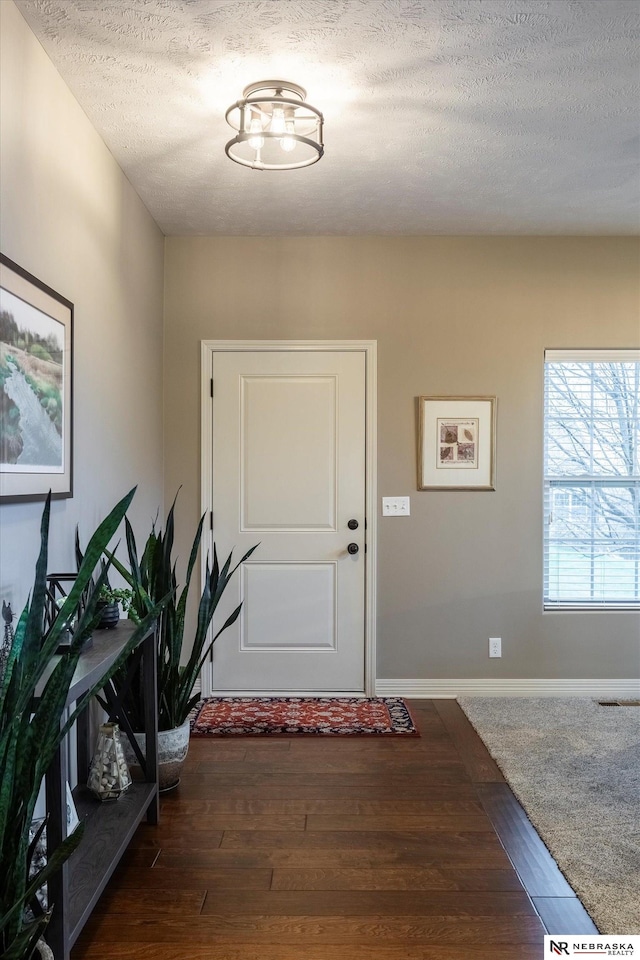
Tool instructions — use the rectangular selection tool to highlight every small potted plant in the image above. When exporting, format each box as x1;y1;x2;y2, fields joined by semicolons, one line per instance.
95;584;134;630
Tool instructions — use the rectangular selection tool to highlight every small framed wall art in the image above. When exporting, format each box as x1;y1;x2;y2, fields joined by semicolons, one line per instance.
0;254;73;502
418;395;496;491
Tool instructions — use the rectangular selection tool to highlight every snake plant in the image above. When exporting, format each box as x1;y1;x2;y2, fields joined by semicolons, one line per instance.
0;488;163;960
106;493;258;732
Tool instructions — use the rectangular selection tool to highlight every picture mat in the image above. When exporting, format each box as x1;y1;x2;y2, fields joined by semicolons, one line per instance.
0;287;66;472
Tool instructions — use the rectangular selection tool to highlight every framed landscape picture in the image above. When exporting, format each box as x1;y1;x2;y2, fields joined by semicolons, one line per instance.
418;396;496;490
0;254;73;502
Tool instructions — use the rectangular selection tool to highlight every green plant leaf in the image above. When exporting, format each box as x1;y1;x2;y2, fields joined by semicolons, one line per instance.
0;823;84;937
0;487;151;957
100;493;258;731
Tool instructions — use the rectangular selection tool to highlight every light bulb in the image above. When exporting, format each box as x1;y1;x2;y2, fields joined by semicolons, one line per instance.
248;113;264;151
270;105;285;135
281;119;297;152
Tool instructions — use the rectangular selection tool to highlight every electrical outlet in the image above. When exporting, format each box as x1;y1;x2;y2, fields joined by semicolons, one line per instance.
382;496;410;516
489;637;502;658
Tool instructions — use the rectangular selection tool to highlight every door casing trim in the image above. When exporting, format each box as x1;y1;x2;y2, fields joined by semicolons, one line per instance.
200;339;377;697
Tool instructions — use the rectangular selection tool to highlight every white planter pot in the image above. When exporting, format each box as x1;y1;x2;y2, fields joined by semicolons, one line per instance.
123;719;190;792
35;940;54;960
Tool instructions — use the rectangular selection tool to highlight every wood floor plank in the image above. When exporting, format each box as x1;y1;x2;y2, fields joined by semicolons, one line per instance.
192;757;467;774
243;742;293;759
183;740;247;760
199;889;538;917
151;847;516;870
91;888;206;916
234;738;295;747
305;813;494;832
158;797;485;817
174;776;472;792
250;747;462;764
405;699;440;714
532;897;599;935
124;827;224;849
76;914;546;945
284;737;453;753
270;867;525;892
220;828;507;854
433;700;505;782
109;866;274;891
476;783;576;897
190;743;293;766
148;814;306;832
282;729;437;747
189;737;292;750
170;778;480;800
108;847;160;871
73;942;543;959
106;849;161;886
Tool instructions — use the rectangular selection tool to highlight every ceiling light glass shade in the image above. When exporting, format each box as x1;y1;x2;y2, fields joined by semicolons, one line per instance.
225;81;324;170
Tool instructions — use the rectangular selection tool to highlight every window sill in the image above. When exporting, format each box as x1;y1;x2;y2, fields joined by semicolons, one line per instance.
544;604;640;613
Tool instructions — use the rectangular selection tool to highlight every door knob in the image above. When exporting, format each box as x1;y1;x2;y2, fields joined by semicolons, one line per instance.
348;519;359;530
347;542;359;555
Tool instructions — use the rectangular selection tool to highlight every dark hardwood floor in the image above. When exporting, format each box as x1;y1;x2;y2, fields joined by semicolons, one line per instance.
72;699;597;959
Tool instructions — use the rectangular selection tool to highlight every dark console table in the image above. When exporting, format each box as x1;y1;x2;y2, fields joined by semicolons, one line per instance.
36;622;159;959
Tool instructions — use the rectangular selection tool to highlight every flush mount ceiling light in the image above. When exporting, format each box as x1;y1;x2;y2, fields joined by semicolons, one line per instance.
225;80;324;171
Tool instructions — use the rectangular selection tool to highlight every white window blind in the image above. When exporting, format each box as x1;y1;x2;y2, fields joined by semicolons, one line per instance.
543;349;640;610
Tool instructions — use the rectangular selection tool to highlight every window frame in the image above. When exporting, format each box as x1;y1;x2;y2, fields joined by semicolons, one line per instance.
543;348;640;612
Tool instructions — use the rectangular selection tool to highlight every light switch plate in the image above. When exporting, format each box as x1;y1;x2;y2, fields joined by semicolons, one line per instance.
382;496;410;516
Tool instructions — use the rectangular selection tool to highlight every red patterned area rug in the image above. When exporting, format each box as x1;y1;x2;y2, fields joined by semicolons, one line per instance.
189;697;419;737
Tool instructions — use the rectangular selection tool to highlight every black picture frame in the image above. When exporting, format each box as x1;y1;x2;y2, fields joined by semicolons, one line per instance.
0;254;73;502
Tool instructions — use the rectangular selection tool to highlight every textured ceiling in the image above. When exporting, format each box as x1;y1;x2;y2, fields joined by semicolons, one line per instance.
14;0;640;235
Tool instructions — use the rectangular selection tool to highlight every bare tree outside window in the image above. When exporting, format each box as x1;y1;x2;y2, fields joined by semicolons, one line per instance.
544;359;640;607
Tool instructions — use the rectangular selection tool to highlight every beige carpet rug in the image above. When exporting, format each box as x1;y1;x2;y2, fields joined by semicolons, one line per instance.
458;697;640;935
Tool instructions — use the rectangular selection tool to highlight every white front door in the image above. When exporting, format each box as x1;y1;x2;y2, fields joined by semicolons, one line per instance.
206;348;368;693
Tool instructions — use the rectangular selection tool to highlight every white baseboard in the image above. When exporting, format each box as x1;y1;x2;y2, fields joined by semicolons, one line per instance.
375;678;640;698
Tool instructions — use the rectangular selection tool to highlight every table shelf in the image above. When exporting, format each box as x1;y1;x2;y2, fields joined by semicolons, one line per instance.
66;782;156;943
42;622;159;959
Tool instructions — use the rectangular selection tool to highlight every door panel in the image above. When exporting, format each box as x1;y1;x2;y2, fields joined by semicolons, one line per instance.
210;350;366;693
241;376;337;530
241;562;337;650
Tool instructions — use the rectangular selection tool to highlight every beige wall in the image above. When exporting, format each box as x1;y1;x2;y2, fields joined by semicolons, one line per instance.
0;1;164;610
164;236;640;681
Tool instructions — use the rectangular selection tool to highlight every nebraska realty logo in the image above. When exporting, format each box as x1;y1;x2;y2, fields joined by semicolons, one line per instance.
544;935;640;957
